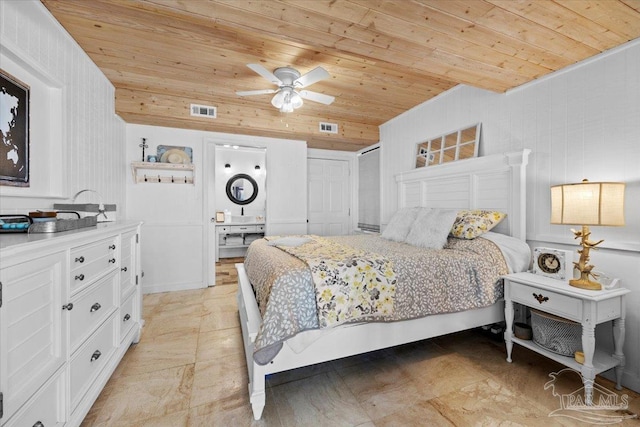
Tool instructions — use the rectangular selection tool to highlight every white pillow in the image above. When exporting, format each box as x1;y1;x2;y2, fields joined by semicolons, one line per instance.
405;209;458;249
381;207;420;242
267;236;312;247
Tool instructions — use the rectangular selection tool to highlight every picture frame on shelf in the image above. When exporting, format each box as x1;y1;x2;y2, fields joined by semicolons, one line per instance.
157;145;193;164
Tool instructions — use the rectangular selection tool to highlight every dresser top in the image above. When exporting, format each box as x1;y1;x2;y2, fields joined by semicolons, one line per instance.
0;221;142;255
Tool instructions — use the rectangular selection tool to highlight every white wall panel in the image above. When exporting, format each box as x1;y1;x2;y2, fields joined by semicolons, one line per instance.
0;1;125;213
126;124;308;292
380;39;640;392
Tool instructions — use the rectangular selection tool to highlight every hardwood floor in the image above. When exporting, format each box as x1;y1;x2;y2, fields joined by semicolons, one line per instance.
81;258;639;426
215;257;244;287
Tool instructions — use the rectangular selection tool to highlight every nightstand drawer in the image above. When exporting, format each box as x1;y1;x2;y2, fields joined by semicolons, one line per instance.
508;281;582;321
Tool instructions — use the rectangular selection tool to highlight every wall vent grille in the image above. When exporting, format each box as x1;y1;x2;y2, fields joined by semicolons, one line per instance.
190;104;217;118
319;122;338;134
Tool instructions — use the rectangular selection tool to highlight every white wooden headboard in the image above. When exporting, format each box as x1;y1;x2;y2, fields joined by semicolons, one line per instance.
395;150;531;241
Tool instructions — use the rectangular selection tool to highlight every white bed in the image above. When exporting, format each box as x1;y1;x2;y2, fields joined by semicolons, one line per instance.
236;149;531;420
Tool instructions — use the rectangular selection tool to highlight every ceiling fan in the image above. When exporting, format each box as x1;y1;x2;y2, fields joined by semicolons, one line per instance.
236;64;335;113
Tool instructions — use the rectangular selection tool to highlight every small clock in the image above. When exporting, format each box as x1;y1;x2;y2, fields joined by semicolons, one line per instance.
532;247;574;280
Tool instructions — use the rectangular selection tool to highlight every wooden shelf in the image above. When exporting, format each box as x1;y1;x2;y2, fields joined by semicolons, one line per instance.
511;337;620;375
131;162;195;184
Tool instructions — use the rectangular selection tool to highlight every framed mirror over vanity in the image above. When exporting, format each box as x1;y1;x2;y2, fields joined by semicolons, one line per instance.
226;173;259;205
214;145;267;261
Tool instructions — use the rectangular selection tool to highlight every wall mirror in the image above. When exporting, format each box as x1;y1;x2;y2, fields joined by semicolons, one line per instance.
415;123;481;168
226;173;258;205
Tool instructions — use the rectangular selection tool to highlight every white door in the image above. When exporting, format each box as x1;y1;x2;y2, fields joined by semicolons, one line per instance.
307;158;351;235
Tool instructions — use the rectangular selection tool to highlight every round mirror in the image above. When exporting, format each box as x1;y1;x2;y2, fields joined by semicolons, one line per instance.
226;173;258;205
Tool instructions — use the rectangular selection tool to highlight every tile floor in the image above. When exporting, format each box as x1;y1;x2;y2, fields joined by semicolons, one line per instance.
82;259;639;426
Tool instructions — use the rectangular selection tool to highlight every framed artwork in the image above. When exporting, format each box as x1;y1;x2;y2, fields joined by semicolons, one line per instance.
415;123;481;169
1;69;30;186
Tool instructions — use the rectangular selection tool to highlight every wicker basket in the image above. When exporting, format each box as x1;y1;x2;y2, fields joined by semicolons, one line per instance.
531;309;582;356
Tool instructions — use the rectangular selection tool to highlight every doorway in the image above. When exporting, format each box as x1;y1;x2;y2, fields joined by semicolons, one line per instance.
307;158;351;235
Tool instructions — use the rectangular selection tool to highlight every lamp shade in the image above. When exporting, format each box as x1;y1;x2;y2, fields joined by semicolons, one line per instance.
551;180;625;226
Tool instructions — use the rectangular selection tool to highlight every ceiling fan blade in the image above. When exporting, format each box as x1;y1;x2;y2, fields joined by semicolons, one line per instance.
294;66;330;88
247;64;282;85
236;89;278;96
299;90;335;105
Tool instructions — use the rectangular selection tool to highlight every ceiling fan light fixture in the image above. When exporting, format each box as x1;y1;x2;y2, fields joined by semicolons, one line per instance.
272;88;303;113
239;64;334;112
271;90;286;109
290;91;303;109
280;102;294;113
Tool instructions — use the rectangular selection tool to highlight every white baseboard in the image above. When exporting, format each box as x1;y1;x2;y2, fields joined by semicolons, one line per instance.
600;368;640;394
143;281;205;294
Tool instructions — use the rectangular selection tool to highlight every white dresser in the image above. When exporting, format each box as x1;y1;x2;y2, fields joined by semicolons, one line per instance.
0;222;143;426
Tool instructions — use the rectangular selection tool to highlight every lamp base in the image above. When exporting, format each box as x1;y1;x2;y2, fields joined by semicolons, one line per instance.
569;278;602;291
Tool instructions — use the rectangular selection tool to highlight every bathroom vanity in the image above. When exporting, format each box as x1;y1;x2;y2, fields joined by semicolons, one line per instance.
215;220;265;261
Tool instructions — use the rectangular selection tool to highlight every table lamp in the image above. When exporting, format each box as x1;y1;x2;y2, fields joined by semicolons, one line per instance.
550;179;625;290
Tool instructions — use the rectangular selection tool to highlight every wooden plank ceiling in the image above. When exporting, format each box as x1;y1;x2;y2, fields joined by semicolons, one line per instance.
42;0;640;151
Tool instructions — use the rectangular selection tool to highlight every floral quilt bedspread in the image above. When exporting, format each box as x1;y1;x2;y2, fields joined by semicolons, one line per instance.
243;234;507;365
271;236;397;328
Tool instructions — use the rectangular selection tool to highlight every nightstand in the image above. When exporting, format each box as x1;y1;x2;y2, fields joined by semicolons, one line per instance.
503;272;629;404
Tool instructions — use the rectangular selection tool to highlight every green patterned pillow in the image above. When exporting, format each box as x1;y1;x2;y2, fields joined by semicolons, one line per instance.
450;210;506;239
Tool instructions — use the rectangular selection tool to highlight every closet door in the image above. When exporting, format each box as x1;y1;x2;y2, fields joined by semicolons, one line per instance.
307;158;351;236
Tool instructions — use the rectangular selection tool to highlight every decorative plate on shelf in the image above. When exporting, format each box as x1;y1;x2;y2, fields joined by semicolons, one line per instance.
157;145;193;164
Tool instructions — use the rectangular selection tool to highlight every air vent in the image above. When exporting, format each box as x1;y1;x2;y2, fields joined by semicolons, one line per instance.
190;104;217;118
319;122;338;134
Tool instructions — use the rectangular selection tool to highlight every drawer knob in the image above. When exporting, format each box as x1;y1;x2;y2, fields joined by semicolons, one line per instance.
33;422;44;427
90;350;102;362
62;303;74;311
121;266;128;272
109;244;116;250
124;313;131;322
533;293;549;304
75;256;85;263
109;258;116;264
90;302;102;312
75;274;85;281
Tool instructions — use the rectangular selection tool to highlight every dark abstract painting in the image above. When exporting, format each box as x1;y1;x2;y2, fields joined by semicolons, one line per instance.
1;69;29;186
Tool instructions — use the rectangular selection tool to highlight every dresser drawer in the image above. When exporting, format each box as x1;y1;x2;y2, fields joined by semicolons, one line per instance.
120;292;137;342
4;368;66;427
508;281;583;321
70;314;118;410
69;272;118;351
70;236;118;293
